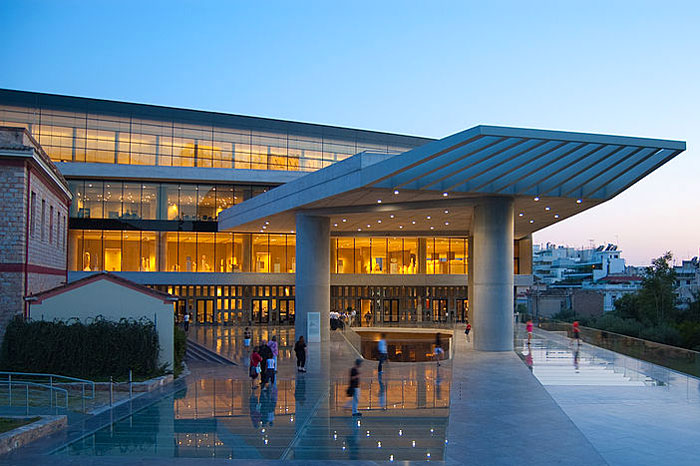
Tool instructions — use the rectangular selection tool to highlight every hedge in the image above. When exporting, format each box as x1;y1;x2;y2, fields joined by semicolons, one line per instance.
0;316;162;379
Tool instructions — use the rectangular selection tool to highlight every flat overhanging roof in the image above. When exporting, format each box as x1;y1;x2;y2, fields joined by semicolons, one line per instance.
218;125;685;238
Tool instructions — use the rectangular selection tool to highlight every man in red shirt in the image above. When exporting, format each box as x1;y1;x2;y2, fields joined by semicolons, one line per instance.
572;321;581;347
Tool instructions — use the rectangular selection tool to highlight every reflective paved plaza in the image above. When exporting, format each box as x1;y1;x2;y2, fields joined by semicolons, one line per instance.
2;324;700;464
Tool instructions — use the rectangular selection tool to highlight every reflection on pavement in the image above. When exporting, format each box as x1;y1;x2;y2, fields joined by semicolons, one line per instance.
57;326;450;461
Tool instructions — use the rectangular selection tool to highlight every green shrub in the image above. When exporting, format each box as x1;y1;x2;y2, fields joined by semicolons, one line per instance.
0;316;161;380
173;326;186;377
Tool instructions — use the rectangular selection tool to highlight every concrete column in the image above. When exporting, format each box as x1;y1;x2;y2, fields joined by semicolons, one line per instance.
241;233;252;272
472;197;514;351
418;238;427;274
467;236;473;323
295;214;330;342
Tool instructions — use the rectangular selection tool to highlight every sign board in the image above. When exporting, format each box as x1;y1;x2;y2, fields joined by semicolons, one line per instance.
307;312;321;342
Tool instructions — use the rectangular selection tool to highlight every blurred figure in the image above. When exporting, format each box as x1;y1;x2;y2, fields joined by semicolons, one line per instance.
573;348;580;372
572;321;581;347
378;371;387;410
464;320;472;343
344;358;363;417
434;333;444;366
525;347;533;372
243;327;252;349
294;335;307;372
377;334;388;373
526;319;534;346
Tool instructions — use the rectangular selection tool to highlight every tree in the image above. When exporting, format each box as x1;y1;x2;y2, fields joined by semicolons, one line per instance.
638;252;677;324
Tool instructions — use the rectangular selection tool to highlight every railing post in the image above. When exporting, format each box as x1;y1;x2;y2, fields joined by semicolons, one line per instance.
49;375;53;409
25;384;29;416
109;376;113;407
8;374;11;406
82;384;85;413
129;370;133;399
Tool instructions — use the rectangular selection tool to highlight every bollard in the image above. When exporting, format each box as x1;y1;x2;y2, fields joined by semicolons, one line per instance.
82;384;85;413
25;384;29;416
49;376;53;409
8;375;12;406
129;370;133;399
109;376;113;406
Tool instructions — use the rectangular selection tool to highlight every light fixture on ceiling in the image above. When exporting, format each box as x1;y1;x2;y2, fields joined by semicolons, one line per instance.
576;199;583;204
342;218;347;222
545;206;550;211
430;226;434;230
377;199;382;204
554;214;560;219
529;219;535;224
265;221;269;224
367;224;371;228
399;225;403;229
333;223;338;227
442;192;448;197
412;220;416;224
519;212;524;217
444;210;448;214
377;220;382;223
427;215;431;219
445;222;449;225
393;189;399;195
390;214;395;219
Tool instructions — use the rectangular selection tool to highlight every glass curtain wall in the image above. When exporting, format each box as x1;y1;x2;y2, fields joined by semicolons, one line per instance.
0;103;426;171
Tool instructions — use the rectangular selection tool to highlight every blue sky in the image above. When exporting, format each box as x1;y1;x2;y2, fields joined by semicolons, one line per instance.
1;0;698;264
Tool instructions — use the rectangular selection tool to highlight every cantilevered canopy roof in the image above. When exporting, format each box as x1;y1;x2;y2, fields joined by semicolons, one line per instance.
218;125;685;239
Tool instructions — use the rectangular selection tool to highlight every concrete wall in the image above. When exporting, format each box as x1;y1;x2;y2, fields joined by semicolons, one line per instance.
30;279;174;370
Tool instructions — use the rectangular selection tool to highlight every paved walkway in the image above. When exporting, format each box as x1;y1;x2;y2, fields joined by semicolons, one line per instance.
446;331;606;465
4;324;700;464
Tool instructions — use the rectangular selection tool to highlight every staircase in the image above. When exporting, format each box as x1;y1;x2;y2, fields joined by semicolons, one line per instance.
185;339;237;365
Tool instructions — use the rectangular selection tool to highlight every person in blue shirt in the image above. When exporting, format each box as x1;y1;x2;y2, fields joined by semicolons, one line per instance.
378;334;388;373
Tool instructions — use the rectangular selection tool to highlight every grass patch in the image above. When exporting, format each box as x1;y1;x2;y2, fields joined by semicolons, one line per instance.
0;416;41;434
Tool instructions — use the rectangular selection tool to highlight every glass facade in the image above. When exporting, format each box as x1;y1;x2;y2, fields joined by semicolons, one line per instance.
68;180;271;221
0;91;430;172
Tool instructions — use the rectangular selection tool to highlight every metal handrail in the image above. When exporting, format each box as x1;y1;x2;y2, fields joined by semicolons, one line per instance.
0;380;68;415
0;371;95;412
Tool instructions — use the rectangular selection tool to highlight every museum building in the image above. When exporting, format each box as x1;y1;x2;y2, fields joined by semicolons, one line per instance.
0;89;685;349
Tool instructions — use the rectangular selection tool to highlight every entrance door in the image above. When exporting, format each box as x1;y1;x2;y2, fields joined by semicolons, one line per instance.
279;299;295;325
252;299;269;324
196;299;215;324
360;299;374;326
383;299;399;323
432;299;448;322
456;299;468;323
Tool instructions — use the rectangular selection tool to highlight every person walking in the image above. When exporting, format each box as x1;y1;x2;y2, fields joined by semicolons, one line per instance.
243;327;252;349
377;333;388;373
258;339;273;389
249;346;262;389
263;353;276;388
572;321;581;347
526;319;534;346
294;336;307;372
183;311;190;332
464;320;472;342
268;335;279;384
434;333;444;366
346;358;363;417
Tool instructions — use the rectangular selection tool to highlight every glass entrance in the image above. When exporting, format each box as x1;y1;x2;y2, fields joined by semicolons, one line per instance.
252;299;269;324
432;299;448;322
456;299;468;323
383;299;399;323
279;299;295;324
360;299;374;326
196;299;215;324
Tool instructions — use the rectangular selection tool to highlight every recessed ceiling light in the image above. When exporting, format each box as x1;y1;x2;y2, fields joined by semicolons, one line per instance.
393;190;399;195
358;228;362;231
412;220;416;225
290;230;294;233
430;226;434;230
377;220;382;223
529;219;535;224
442;192;448;197
342;218;347;222
545;206;550;211
519;212;524;217
576;199;583;204
554;214;560;219
377;199;382;204
367;224;371;228
333;223;338;227
534;196;540;201
390;214;395;219
444;210;448;214
265;221;269;224
445;222;449;225
399;225;403;229
427;216;431;219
